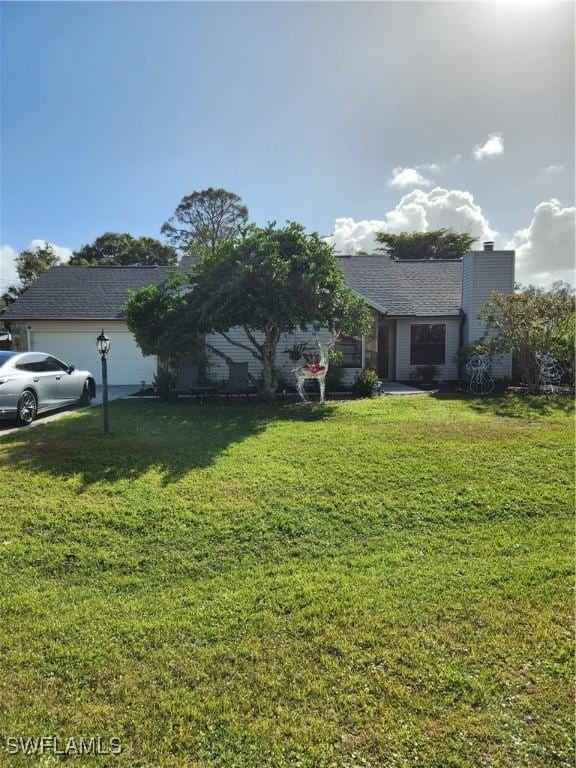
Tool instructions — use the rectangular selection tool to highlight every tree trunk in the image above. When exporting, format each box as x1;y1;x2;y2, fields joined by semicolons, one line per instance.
260;330;279;402
518;346;538;391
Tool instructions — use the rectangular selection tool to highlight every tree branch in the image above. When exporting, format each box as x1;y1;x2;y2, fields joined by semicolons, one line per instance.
218;330;263;361
242;325;263;354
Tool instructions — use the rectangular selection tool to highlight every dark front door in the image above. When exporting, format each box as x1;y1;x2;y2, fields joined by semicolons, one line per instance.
378;319;395;380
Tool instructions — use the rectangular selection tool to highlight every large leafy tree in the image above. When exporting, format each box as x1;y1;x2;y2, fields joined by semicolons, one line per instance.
2;242;61;306
479;281;575;387
70;232;177;266
16;242;61;288
126;222;372;400
376;228;476;260
161;188;248;260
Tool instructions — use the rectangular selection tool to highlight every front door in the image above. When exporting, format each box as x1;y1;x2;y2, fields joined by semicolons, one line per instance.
377;319;395;380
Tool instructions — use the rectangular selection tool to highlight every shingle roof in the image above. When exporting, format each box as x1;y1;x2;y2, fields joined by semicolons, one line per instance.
1;266;170;321
337;255;463;316
2;257;465;322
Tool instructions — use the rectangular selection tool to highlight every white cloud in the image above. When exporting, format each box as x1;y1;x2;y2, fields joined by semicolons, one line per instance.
508;199;575;287
416;162;441;173
0;245;19;294
328;187;495;254
388;167;432;189
28;239;73;263
0;240;73;294
473;132;504;160
544;164;565;175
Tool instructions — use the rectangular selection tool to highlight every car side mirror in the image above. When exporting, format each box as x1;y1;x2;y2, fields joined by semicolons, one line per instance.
67;365;75;374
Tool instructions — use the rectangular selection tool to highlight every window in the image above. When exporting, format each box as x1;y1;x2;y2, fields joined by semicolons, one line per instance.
15;354;46;372
337;336;362;368
410;324;446;365
43;356;69;372
16;361;45;372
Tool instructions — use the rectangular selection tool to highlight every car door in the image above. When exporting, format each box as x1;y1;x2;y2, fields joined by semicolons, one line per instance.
16;354;59;411
44;356;80;404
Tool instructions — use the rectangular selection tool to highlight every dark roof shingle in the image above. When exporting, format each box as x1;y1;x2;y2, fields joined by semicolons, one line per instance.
2;257;464;322
2;266;170;321
337;255;463;316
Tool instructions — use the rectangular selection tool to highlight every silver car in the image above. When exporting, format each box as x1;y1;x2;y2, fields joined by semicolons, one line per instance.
0;351;96;426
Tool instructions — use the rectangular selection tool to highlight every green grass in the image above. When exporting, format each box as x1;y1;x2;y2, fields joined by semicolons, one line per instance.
0;394;573;767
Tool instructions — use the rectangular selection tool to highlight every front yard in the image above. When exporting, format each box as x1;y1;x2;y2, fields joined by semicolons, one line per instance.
0;395;573;767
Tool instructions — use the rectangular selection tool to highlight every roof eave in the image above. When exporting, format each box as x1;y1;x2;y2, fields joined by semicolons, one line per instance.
349;288;389;315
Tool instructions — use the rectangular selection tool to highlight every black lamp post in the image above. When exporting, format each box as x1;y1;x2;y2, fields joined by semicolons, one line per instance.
96;330;111;434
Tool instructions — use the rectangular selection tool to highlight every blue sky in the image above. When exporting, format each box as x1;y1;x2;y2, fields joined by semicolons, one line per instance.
1;1;574;289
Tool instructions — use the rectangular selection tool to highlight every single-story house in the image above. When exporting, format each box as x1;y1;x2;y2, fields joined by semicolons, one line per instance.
1;243;514;386
1;266;168;385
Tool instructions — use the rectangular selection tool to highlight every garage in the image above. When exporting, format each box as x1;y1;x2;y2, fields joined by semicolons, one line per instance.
30;323;157;386
2;265;167;387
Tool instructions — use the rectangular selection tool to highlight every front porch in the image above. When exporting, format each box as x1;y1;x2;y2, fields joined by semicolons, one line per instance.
363;315;397;381
359;311;462;383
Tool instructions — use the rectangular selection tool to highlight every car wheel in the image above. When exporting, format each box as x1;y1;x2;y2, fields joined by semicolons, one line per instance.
79;381;92;406
16;390;37;426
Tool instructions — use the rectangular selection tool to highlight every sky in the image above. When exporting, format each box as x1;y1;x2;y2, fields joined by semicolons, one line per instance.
1;0;574;292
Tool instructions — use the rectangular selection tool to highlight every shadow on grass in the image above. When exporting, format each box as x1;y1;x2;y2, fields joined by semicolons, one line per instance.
430;391;574;419
0;398;337;486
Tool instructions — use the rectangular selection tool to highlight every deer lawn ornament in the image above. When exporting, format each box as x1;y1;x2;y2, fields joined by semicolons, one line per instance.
293;332;340;403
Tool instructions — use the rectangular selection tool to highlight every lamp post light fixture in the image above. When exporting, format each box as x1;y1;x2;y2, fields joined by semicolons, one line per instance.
96;330;110;434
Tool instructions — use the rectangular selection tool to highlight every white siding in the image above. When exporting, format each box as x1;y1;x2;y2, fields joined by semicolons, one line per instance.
395;316;461;381
205;328;359;388
24;320;157;386
462;250;515;378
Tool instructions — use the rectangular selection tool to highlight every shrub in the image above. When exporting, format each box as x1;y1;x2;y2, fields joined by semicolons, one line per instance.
325;349;345;392
410;365;439;387
479;282;575;388
352;368;380;398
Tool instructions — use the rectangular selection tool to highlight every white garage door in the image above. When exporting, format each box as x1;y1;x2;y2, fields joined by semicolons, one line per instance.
31;329;157;386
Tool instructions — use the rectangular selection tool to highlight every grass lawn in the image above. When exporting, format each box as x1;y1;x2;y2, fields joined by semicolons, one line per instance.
0;394;573;767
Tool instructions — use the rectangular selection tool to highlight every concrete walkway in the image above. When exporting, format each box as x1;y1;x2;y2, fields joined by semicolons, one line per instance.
379;382;428;395
92;385;138;405
0;385;136;438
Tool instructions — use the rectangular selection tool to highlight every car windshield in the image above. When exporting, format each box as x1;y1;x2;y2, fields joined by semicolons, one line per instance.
0;351;17;368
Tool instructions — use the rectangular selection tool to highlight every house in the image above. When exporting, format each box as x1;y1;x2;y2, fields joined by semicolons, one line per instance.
1;242;514;387
1;266;169;385
336;241;515;383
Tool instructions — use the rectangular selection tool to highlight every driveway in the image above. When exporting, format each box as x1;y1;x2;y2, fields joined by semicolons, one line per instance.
0;385;137;438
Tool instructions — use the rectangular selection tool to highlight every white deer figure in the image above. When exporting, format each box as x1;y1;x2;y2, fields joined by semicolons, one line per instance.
293;332;340;403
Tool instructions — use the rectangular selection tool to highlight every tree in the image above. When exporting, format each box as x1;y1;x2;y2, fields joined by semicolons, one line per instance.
1;242;62;309
478;281;575;388
376;228;476;260
125;222;372;401
70;232;177;266
161;188;248;260
1;284;23;307
15;242;61;289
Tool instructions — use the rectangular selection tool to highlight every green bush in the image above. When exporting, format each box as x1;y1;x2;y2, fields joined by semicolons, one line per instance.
410;365;439;387
352;368;380;398
325;349;345;392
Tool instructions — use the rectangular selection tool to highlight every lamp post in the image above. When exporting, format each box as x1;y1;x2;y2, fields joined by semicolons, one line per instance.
96;330;111;434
